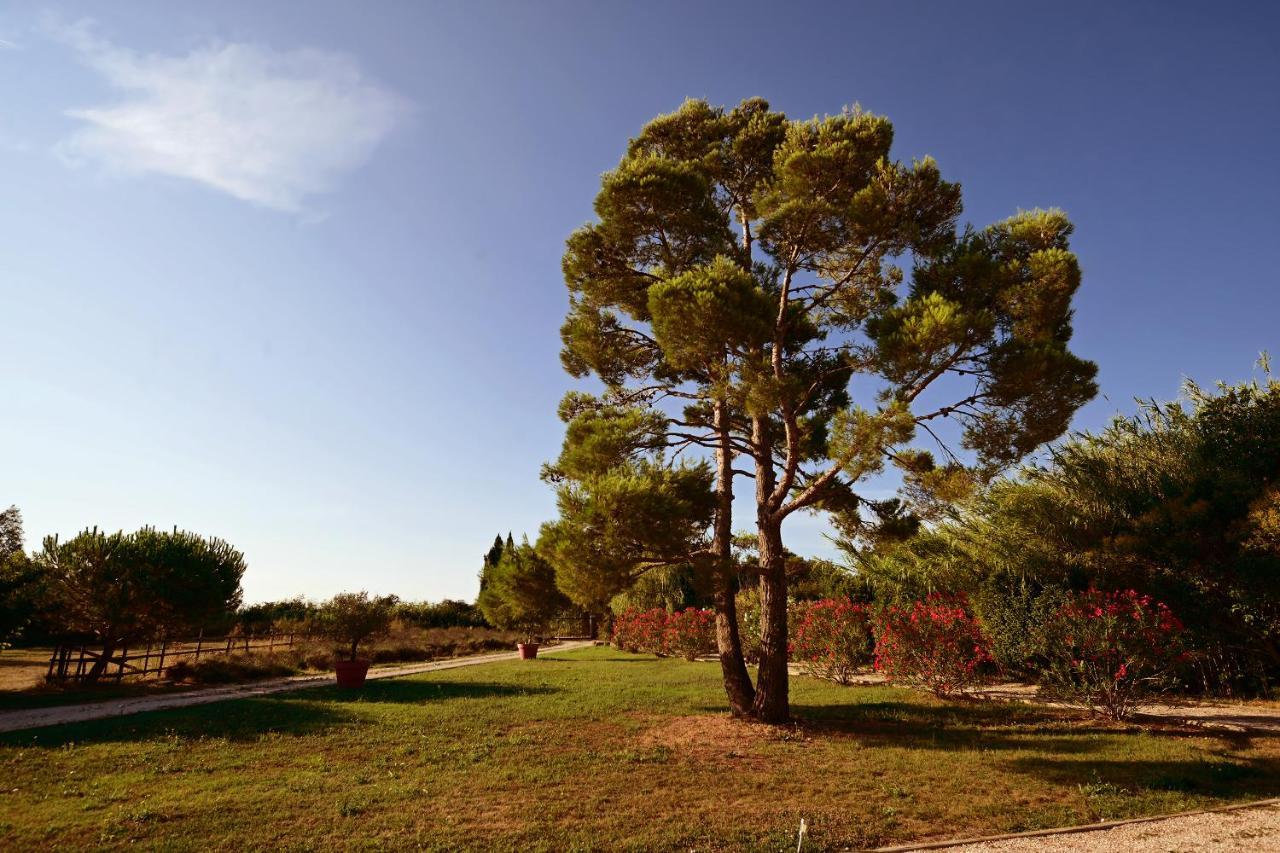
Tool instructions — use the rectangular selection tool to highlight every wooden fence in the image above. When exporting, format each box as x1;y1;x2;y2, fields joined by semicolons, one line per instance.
46;631;308;684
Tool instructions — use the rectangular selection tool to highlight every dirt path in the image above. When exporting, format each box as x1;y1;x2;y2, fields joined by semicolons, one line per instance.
0;640;595;734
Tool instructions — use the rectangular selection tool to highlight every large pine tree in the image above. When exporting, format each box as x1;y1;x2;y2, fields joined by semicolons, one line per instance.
544;99;1096;721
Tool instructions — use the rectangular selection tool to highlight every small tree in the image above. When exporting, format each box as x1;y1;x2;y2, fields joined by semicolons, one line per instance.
37;526;245;682
321;592;396;661
477;538;570;641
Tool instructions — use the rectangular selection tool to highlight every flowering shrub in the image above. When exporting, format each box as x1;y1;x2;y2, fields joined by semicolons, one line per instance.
790;598;874;684
611;604;665;650
1035;588;1186;720
613;607;715;658
611;608;670;655
873;594;992;697
665;607;717;661
611;608;639;652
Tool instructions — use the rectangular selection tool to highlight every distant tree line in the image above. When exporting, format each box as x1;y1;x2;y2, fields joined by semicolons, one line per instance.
0;514;497;683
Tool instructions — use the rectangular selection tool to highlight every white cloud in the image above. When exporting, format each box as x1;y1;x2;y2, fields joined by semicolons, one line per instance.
54;21;410;212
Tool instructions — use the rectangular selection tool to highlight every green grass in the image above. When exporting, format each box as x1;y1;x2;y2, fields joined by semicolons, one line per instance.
2;645;1278;851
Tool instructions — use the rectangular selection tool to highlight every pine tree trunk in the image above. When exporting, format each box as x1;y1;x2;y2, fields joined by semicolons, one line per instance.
713;400;755;715
748;413;789;723
85;638;116;685
751;514;790;723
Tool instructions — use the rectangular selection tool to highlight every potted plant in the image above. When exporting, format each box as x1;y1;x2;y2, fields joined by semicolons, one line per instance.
320;591;396;688
517;625;545;660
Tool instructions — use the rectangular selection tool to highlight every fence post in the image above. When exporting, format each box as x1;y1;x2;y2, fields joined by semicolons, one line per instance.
46;647;59;681
225;635;233;655
195;630;204;661
115;645;127;682
158;639;167;679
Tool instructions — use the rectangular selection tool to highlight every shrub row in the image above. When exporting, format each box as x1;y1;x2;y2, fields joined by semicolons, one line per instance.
629;588;1187;720
611;607;717;661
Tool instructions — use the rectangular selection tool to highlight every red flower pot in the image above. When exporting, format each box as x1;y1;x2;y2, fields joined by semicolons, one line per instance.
518;642;539;660
335;659;370;688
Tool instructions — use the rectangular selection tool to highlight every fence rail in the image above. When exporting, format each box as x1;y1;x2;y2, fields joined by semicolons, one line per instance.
46;632;307;684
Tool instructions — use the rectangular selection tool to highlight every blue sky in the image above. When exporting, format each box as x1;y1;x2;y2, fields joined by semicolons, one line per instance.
3;2;1278;603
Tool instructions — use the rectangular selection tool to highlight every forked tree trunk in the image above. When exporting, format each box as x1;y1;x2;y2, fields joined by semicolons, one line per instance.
84;638;116;685
751;514;789;723
713;400;755;716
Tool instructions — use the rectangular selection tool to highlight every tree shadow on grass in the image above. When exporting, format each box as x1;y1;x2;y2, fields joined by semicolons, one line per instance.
776;699;1256;755
319;679;559;706
1007;754;1280;802
0;696;356;748
0;682;559;748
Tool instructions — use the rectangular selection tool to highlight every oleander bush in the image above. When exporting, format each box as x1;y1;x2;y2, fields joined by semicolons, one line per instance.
1034;587;1187;720
790;598;874;685
612;608;670;654
612;607;715;659
664;607;716;661
873;594;992;697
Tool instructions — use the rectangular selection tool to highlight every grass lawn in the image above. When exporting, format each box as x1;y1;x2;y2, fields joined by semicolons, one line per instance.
2;645;1278;851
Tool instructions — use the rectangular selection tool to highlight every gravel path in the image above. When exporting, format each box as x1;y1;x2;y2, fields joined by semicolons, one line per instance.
0;640;595;734
935;801;1280;852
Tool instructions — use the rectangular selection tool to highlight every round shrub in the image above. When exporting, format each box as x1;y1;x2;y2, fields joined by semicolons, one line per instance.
665;607;716;661
612;608;671;655
873;594;992;697
1034;588;1186;720
790;598;873;685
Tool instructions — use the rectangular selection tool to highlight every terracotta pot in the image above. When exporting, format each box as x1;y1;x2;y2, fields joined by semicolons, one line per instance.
517;642;539;660
335;659;371;688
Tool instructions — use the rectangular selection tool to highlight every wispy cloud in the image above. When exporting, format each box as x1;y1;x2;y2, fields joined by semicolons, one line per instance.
52;20;410;212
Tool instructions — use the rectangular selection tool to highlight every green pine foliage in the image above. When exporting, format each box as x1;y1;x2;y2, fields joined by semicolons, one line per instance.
476;537;570;637
548;97;1095;719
